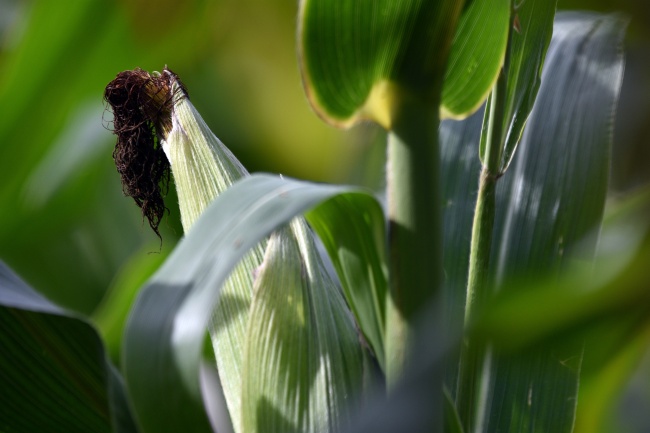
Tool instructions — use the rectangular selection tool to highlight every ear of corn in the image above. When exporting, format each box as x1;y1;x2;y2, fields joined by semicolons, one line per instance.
158;72;365;433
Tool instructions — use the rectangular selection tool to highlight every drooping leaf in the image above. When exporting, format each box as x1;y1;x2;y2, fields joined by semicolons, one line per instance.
298;0;465;128
306;193;388;370
0;261;137;433
440;11;627;433
123;174;383;433
241;218;365;433
441;0;510;119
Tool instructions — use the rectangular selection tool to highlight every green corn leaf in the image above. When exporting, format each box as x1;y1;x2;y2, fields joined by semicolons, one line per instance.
241;218;365;433
491;11;626;283
474;187;650;351
471;187;650;433
0;261;137;433
444;386;466;433
441;0;510;119
306;193;388;371
486;12;625;432
440;11;626;432
298;0;464;129
151;72;380;433
479;0;558;172
123;174;382;433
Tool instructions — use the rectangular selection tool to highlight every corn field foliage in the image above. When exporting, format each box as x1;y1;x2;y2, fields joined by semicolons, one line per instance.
1;2;649;433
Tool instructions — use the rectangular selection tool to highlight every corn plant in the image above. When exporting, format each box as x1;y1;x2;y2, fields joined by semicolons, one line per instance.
0;2;645;433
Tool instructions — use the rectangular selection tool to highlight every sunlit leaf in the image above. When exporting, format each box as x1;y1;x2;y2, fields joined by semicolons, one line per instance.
306;193;388;370
474;187;650;351
154;75;267;433
123;174;382;433
485;12;625;433
441;0;510;119
298;0;465;128
241;219;365;433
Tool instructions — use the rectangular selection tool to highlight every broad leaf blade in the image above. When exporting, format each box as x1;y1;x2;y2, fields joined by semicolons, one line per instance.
241;219;365;433
298;0;464;128
493;11;627;280
475;195;650;350
306;193;388;370
441;0;510;119
440;11;627;433
0;262;137;433
485;13;626;433
123;174;382;433
473;187;650;433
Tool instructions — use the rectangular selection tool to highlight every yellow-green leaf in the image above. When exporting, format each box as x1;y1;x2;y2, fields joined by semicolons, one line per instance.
441;0;510;119
298;0;464;129
241;219;365;433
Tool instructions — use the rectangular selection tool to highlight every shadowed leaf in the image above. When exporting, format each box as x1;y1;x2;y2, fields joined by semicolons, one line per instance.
0;262;137;433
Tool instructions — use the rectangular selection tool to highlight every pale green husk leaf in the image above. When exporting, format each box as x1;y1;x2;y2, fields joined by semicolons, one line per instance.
241;218;365;433
162;83;266;433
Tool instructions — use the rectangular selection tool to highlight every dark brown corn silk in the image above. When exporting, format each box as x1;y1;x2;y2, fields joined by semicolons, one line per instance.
104;67;188;240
